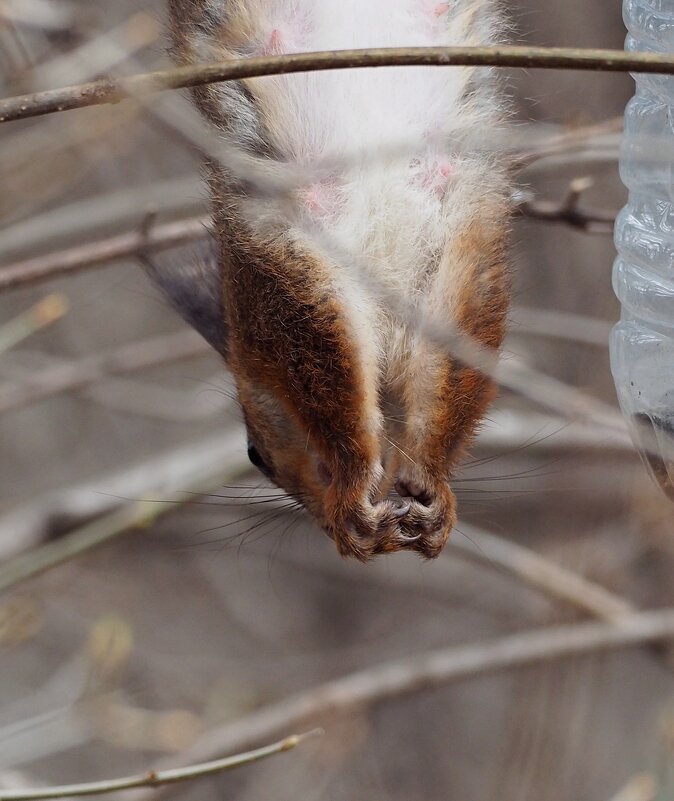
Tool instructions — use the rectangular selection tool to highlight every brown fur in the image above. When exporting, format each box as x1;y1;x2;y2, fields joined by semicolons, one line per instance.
395;203;510;557
163;0;511;560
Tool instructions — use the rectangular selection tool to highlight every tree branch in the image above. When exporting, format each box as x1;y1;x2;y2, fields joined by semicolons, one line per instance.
450;524;634;623
0;183;616;293
516;177;617;234
0;216;207;292
513;116;623;170
0;731;321;800
0;45;669;125
0;329;209;415
101;606;674;801
0;431;251;592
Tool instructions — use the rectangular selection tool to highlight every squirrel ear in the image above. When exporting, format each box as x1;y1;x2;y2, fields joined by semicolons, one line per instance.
142;238;228;359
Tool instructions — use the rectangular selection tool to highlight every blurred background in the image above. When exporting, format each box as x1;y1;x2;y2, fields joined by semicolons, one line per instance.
2;2;674;800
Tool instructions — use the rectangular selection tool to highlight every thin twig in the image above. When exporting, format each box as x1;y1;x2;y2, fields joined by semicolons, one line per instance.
0;45;671;125
0;329;209;415
0;431;249;562
514;115;624;170
0;434;251;592
0;158;615;293
1;222;629;443
0;500;174;593
516;177;617;234
0;175;202;265
0;405;629;566
511;307;613;348
0;216;207;291
103;606;674;801
0;731;321;800
450;524;634;623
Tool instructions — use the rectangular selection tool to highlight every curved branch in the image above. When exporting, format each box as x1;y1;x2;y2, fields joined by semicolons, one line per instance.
0;45;669;125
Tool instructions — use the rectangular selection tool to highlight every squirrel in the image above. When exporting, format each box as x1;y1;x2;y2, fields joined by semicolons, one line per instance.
152;0;512;561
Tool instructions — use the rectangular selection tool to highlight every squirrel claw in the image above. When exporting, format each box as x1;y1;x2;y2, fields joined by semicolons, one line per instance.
392;502;412;518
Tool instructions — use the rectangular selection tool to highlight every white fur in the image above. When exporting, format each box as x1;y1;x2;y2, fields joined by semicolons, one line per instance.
240;0;505;279
193;0;506;278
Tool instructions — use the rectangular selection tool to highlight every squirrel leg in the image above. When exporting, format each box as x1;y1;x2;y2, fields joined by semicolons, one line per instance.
395;214;509;557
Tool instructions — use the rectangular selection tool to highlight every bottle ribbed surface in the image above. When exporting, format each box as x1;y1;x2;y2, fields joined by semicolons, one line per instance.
611;0;674;494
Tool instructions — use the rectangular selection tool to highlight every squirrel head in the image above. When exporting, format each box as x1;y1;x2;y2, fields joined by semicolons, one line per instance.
149;200;509;561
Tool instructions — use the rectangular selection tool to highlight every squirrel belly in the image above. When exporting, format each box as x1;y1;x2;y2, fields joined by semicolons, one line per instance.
161;0;512;560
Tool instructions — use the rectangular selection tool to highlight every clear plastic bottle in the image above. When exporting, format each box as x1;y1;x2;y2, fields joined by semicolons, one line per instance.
611;0;674;498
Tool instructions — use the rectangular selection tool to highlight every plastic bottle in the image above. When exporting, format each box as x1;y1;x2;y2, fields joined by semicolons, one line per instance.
611;0;674;498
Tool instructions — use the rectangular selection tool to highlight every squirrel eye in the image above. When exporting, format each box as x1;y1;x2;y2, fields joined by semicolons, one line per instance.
247;443;273;478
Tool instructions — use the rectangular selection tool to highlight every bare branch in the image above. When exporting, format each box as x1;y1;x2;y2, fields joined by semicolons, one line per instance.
0;431;250;592
450;524;634;623
0;431;250;563
0;500;178;593
0;167;615;293
516;177;617;234
0;216;207;291
514;116;624;170
0;731;321;800
511;307;613;348
102;606;674;801
0;405;629;568
0;329;209;415
0;175;202;264
0;46;673;125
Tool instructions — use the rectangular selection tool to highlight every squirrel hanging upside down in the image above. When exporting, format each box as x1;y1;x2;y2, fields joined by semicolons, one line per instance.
152;0;512;560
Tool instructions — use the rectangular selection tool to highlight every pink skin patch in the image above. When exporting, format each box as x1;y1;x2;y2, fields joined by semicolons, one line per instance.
420;0;451;18
425;159;455;198
271;29;284;54
260;11;313;56
261;28;283;56
410;155;456;199
299;177;341;217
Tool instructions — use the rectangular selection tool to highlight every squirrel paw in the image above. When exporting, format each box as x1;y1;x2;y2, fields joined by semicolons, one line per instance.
327;492;416;561
394;474;457;559
325;471;455;560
